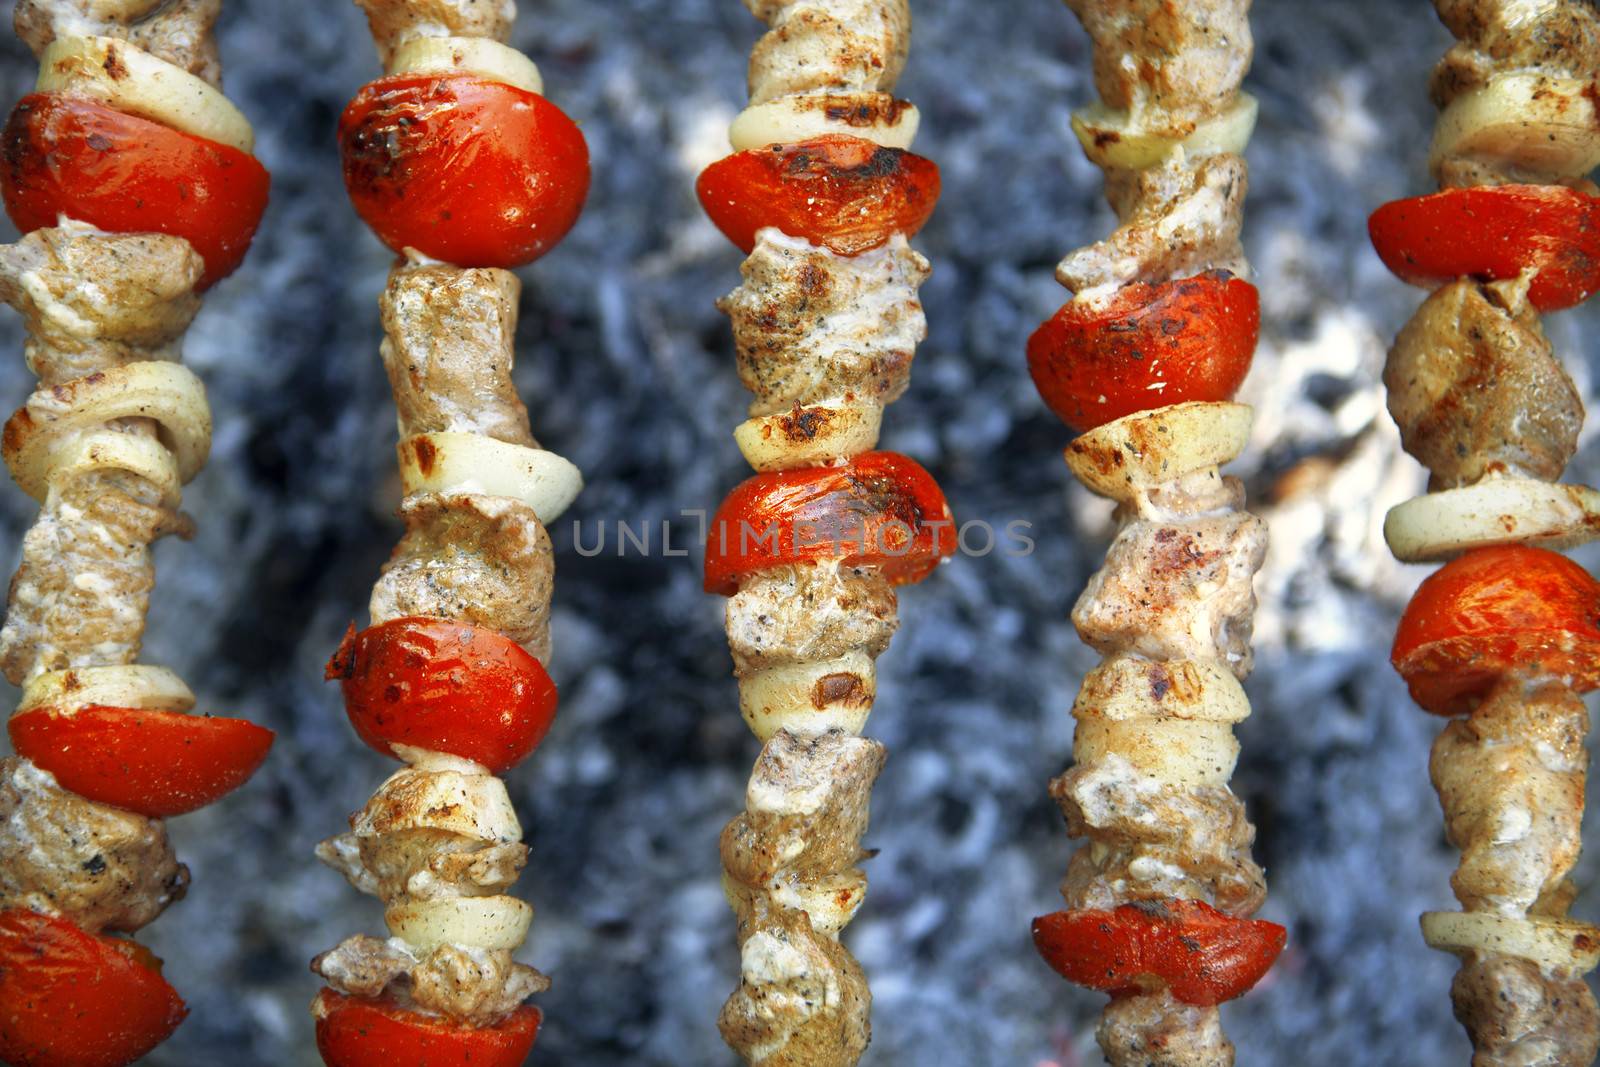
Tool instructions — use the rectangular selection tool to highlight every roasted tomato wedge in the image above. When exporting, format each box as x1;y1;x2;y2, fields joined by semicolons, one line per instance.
314;989;541;1067
1028;271;1259;433
1;93;269;289
0;909;187;1067
8;706;273;818
1369;184;1600;312
697;135;940;255
339;74;589;268
1392;544;1600;716
1032;899;1286;1007
704;450;955;596
326;616;558;774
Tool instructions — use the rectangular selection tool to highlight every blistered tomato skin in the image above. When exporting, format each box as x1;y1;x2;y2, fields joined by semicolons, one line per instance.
339;74;590;268
704;450;956;595
1028;271;1259;433
1369;185;1600;312
1392;544;1600;716
697;135;940;255
314;989;542;1067
8;706;274;819
1032;900;1286;1007
1;93;270;289
326;616;558;774
0;909;187;1067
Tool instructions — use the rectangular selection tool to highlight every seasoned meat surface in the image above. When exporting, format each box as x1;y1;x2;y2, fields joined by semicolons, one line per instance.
317;829;527;905
1433;677;1588;917
1054;754;1265;916
1065;0;1252;132
312;934;549;1029
0;756;186;934
744;0;910;104
0;226;202;385
1098;991;1235;1067
14;0;222;85
354;0;516;64
379;265;538;448
1073;509;1266;677
722;730;884;886
1385;278;1582;488
725;561;898;675
1451;953;1600;1067
1057;153;1248;299
0;468;183;685
719;894;872;1067
719;730;884;1067
721;230;929;417
1430;0;1600;107
369;492;554;663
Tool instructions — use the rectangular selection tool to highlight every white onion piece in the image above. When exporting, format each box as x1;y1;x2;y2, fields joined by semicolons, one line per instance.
1073;654;1250;724
734;402;882;472
36;36;254;154
1064;401;1252;502
1073;716;1239;788
730;93;920;152
397;432;582;524
4;361;211;502
17;664;195;716
1431;72;1600;182
387;36;543;96
41;428;183;508
355;766;522;844
1422;911;1600;975
738;650;876;741
1073;93;1258;171
1385;479;1600;562
385;895;532;953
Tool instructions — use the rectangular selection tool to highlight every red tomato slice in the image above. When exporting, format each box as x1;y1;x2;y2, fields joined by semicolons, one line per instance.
1392;544;1600;716
0;909;187;1067
696;135;940;255
326;616;558;774
1369;184;1600;312
704;450;956;596
8;706;274;818
1027;271;1259;433
1;93;269;289
314;989;541;1067
339;74;589;268
1032;900;1285;1007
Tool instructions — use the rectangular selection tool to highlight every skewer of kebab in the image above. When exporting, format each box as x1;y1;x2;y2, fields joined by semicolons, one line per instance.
1022;3;1286;1065
1367;3;1600;1063
694;1;952;1062
308;3;588;1065
0;3;274;1064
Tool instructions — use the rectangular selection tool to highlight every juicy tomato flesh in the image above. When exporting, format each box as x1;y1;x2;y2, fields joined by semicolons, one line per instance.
326;616;558;774
1392;544;1600;716
0;909;187;1067
1;93;269;289
1028;271;1259;433
704;450;955;596
8;705;273;818
1032;899;1286;1007
696;135;940;255
1369;184;1600;312
339;74;589;268
314;989;541;1067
